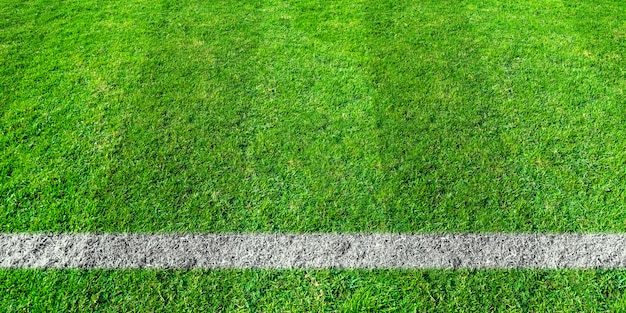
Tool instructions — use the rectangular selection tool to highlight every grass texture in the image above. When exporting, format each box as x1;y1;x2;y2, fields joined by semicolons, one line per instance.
4;269;626;312
3;0;626;311
2;0;626;233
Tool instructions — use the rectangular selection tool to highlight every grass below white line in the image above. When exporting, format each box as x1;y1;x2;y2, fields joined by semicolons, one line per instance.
2;233;626;269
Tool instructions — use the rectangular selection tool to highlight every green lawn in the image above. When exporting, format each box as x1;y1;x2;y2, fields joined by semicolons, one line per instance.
2;0;625;233
2;0;626;311
3;269;626;312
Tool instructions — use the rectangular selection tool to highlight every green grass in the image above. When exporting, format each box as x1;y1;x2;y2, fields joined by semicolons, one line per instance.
2;0;626;311
2;0;625;233
3;269;626;312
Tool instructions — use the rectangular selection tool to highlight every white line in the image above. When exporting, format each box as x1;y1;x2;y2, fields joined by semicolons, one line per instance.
2;233;626;269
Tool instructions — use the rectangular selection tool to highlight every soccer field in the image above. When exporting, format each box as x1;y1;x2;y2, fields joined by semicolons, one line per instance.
1;0;626;310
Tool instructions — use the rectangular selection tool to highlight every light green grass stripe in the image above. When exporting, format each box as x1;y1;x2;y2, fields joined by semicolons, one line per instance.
2;233;626;269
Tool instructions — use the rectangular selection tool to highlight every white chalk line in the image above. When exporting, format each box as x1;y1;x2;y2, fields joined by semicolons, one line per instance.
2;233;626;269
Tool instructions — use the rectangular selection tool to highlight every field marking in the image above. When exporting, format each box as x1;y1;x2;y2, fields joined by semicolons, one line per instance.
2;233;626;269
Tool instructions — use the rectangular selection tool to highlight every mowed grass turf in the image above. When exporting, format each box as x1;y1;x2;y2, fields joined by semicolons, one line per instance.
2;0;626;233
4;269;626;312
2;0;626;311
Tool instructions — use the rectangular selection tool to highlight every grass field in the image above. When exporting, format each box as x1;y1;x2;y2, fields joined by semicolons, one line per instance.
4;269;626;312
2;0;626;311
